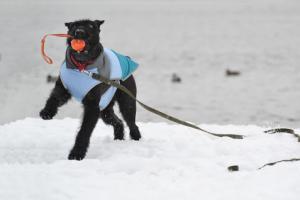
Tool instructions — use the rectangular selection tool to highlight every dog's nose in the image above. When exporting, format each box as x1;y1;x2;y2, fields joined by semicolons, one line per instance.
75;29;86;38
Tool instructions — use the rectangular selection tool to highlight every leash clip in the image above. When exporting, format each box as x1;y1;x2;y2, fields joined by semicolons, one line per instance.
82;70;93;77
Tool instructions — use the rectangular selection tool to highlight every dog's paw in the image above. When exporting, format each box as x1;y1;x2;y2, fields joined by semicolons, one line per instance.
130;127;141;141
39;108;57;120
114;125;125;140
68;147;87;161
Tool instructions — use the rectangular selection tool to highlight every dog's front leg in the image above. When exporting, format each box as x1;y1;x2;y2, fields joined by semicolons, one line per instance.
68;87;101;160
40;78;71;120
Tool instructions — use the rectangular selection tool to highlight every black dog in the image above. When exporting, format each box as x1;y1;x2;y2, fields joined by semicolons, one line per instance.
40;19;141;160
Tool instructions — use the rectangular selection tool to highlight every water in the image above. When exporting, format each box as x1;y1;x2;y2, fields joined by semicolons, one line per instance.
0;0;300;127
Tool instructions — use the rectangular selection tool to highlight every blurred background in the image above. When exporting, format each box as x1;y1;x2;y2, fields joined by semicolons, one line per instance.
0;0;299;127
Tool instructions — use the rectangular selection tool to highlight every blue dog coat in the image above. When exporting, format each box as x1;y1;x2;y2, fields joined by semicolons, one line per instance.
60;48;138;110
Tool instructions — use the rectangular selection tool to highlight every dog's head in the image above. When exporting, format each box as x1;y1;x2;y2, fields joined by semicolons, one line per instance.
65;19;104;61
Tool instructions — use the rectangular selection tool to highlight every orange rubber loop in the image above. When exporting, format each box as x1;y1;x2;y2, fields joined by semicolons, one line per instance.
41;33;71;64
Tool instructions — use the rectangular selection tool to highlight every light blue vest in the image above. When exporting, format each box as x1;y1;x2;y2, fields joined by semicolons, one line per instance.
60;48;138;110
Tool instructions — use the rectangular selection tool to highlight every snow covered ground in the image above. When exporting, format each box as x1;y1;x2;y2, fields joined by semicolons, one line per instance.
0;0;300;127
0;118;299;200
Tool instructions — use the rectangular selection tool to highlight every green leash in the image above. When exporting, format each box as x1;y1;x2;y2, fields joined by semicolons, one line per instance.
82;70;244;139
81;71;300;170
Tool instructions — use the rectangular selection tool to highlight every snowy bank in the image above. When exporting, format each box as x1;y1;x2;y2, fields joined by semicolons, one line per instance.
0;118;299;200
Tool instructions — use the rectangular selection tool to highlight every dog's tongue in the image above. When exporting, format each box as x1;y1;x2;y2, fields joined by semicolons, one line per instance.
71;39;86;52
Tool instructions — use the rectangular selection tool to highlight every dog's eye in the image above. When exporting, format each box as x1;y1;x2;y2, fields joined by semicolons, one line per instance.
88;24;94;29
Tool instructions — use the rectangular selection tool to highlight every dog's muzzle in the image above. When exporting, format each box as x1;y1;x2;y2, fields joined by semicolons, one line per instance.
74;28;87;38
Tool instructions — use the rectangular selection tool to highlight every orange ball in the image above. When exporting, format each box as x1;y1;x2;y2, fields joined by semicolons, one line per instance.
71;39;86;51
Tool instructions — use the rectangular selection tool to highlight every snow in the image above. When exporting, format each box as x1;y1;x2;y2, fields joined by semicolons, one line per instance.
0;118;299;200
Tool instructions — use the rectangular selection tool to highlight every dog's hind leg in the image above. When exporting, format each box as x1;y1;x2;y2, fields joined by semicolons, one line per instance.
116;76;141;140
101;107;124;140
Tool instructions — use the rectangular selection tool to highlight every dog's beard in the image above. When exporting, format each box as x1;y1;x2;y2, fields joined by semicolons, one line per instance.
70;42;103;62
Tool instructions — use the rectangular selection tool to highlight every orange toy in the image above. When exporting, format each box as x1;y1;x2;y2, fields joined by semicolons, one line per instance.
71;39;86;52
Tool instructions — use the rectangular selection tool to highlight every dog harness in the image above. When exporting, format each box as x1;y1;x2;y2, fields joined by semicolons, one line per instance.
60;48;138;110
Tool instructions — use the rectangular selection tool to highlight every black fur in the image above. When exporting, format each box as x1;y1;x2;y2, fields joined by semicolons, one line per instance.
66;19;104;62
40;19;141;160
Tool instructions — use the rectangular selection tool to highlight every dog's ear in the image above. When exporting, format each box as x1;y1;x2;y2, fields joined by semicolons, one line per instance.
94;20;105;29
64;22;73;29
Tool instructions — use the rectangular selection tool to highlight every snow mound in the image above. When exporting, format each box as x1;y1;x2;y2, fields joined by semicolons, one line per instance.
0;118;299;200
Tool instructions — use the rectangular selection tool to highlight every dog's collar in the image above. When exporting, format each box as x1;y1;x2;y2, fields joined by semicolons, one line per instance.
65;47;104;71
70;54;94;72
